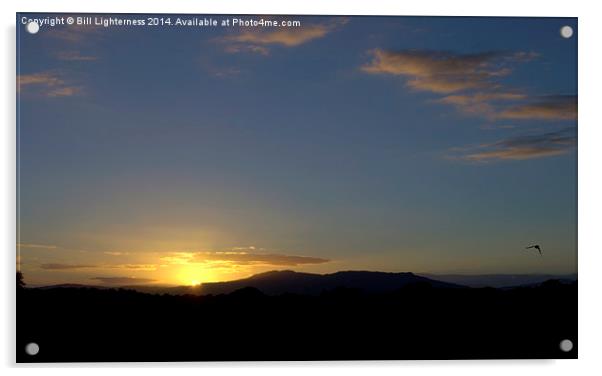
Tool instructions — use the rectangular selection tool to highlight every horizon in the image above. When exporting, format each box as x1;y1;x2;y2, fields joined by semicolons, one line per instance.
17;14;577;287
21;268;578;289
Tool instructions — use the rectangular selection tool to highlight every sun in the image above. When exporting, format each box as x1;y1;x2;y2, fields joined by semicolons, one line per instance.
190;279;201;286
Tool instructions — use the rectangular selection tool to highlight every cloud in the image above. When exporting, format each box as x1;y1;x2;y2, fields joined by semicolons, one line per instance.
202;63;243;77
438;91;526;118
40;262;158;271
223;44;270;55
497;95;577;121
45;24;104;44
46;86;81;96
40;263;97;270
17;72;82;97
452;127;576;162
103;251;129;256
193;252;329;266
360;48;571;124
362;49;535;94
226;26;329;47
362;48;577;131
161;249;329;267
91;277;156;285
221;18;348;54
17;243;58;249
55;51;98;61
109;264;159;271
18;73;63;87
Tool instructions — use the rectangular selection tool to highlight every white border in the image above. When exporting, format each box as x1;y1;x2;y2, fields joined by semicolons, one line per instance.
2;1;601;375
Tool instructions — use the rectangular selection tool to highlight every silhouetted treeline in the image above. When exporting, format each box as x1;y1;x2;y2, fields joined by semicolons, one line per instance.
17;279;577;362
17;272;25;290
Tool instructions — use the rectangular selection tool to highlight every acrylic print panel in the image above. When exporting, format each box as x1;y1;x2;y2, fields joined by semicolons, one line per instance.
16;13;577;362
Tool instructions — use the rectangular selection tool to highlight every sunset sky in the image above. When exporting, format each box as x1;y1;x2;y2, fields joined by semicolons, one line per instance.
17;15;577;286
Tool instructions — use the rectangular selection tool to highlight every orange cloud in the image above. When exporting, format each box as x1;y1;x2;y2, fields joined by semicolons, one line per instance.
192;251;329;266
221;18;348;54
438;92;526;117
362;49;528;93
91;277;156;285
17;72;82;97
110;264;159;271
18;243;58;249
463;147;569;161
362;49;578;130
55;51;98;61
45;23;104;44
227;26;329;47
223;44;270;55
40;263;96;270
451;127;576;162
497;95;577;121
161;250;329;267
39;261;160;271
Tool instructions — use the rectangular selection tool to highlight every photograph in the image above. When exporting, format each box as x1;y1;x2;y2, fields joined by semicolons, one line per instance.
16;13;577;362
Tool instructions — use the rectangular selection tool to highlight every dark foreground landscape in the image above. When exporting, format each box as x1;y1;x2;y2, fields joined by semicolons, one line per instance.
17;271;577;362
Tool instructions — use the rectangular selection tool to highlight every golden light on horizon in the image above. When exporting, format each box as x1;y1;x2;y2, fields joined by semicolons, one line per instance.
18;245;334;286
175;263;219;286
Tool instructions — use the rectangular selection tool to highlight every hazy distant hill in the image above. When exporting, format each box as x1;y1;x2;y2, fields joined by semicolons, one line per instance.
37;283;108;290
196;270;464;295
419;273;577;288
34;271;578;295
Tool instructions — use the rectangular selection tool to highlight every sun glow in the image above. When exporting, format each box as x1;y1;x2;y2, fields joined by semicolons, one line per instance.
165;255;266;285
175;263;221;286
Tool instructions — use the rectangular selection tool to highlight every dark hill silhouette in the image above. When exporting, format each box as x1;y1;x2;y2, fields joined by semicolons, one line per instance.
35;271;577;295
419;273;577;288
198;270;465;295
17;273;577;362
34;270;465;296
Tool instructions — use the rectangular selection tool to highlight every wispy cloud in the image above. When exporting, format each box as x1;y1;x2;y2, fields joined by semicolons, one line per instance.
192;251;329;266
45;24;104;44
362;48;576;164
55;51;98;61
223;44;270;55
103;251;129;256
40;263;97;270
226;26;328;47
360;48;576;125
438;91;526;118
450;127;576;162
362;49;536;94
497;95;577;121
40;262;159;271
109;264;159;271
17;243;58;249
17;72;82;97
161;249;329;267
220;18;348;55
91;277;156;285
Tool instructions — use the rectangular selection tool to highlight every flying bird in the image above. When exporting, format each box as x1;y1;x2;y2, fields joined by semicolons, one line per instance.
525;244;543;256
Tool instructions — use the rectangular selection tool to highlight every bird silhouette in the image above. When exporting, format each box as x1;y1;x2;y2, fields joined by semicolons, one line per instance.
526;244;543;256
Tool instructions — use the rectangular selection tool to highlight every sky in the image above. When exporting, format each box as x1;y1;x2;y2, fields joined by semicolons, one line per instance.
17;14;577;286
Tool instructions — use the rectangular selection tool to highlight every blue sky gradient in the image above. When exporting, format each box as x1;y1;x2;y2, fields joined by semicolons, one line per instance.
17;15;577;285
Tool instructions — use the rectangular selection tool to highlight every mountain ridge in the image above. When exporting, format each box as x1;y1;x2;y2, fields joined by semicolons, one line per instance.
32;270;577;295
196;269;465;295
